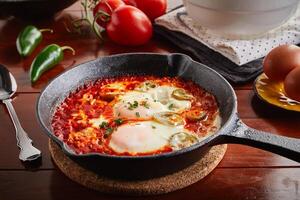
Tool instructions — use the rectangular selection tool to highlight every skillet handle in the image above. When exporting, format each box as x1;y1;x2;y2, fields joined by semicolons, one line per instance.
220;119;300;163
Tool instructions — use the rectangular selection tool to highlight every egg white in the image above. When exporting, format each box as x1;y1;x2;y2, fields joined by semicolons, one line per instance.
113;85;192;120
147;85;191;112
113;91;167;120
108;121;191;154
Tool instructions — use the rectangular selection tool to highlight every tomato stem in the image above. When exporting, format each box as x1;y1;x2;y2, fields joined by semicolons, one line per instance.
92;13;104;41
69;0;104;42
95;10;111;23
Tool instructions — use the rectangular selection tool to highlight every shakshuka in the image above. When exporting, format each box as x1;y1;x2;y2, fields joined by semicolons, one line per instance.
51;76;221;156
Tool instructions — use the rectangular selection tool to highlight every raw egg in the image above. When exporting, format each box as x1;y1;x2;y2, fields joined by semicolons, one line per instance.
263;45;300;81
284;66;300;102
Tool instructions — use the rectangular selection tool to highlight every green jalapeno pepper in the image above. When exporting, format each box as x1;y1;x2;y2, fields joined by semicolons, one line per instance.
16;25;53;57
29;44;75;83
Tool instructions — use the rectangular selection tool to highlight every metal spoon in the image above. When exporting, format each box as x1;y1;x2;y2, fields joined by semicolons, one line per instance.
0;65;41;161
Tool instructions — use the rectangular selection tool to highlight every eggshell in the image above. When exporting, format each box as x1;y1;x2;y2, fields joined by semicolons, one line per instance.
284;66;300;101
263;45;300;81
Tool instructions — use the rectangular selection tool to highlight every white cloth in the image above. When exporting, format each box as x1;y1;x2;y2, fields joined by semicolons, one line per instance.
156;7;300;66
167;0;183;11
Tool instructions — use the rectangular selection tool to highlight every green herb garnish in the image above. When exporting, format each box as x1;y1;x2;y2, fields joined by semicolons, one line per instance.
168;103;174;110
135;112;140;117
104;127;114;138
128;100;139;110
145;81;156;88
99;121;109;129
114;118;123;125
141;101;150;109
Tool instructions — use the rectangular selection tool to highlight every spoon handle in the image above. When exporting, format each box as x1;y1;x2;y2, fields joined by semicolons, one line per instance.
3;99;41;161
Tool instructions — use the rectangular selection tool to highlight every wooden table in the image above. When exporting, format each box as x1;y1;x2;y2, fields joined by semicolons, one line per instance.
0;4;299;200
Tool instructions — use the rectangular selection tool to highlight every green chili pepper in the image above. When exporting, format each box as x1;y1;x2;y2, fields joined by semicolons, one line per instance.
29;44;75;83
16;25;53;57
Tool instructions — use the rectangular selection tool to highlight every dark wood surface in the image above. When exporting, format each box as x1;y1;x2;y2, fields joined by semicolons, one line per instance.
0;3;299;200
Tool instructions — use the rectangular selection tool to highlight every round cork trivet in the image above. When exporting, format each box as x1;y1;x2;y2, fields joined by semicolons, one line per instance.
49;140;227;196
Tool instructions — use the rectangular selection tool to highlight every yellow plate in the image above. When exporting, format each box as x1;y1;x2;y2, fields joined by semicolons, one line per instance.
254;73;300;112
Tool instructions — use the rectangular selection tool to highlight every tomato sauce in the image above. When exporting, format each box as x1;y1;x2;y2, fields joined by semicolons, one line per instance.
51;76;219;155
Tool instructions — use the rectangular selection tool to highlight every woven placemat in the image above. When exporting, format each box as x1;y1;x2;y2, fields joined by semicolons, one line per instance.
49;140;227;196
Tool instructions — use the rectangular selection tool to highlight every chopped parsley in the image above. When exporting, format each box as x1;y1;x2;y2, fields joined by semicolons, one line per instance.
168;103;174;110
100;121;115;138
114;118;123;125
128;101;139;110
151;125;156;129
104;127;114;138
135;112;140;117
140;101;150;109
99;121;109;129
145;81;156;88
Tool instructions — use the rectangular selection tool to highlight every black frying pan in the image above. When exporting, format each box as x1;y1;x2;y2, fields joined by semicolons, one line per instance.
0;0;77;18
37;53;300;180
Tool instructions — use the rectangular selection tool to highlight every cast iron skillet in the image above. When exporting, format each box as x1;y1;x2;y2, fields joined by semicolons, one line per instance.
37;53;300;180
0;0;77;19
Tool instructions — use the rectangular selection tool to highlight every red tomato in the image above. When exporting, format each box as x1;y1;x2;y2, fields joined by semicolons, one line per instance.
122;0;135;6
263;44;300;81
284;66;300;101
106;5;153;46
126;0;167;21
93;0;125;28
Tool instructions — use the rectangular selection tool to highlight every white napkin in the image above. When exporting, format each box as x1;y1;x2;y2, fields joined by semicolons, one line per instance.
156;6;300;66
166;0;183;11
